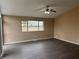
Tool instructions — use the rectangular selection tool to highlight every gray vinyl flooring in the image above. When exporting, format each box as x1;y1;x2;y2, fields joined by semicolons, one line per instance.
1;39;79;59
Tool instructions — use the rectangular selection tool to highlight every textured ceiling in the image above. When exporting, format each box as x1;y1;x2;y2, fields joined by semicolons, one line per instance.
0;0;79;18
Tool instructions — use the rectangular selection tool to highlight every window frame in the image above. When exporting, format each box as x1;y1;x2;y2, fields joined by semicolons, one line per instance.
21;20;44;32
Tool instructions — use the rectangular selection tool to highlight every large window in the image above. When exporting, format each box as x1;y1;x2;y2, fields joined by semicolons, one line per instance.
21;20;44;32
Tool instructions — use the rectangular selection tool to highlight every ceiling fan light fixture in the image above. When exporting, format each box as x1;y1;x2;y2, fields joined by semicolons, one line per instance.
45;11;50;14
44;7;50;14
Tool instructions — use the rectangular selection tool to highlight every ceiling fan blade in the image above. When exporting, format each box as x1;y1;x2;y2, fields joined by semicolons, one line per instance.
34;6;46;12
50;9;56;13
34;5;50;12
52;10;56;13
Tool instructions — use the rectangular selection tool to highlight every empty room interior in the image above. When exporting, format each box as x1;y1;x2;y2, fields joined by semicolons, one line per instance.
0;0;79;59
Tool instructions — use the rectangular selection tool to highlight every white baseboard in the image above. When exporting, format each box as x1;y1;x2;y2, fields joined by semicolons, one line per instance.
5;37;79;45
5;37;53;45
55;38;79;45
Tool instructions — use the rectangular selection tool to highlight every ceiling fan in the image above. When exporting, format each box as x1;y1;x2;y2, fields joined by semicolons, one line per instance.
35;5;56;15
44;5;56;14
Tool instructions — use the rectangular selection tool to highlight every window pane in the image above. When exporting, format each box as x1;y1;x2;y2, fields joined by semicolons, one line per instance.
28;21;38;31
39;21;44;31
21;21;27;32
21;20;44;32
22;27;27;32
21;21;27;24
28;27;38;31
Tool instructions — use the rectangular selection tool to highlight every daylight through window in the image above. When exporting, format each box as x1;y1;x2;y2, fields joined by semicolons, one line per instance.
21;20;44;32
